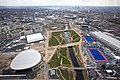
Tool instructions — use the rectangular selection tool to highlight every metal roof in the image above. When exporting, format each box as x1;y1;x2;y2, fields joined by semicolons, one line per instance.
90;31;120;51
26;33;44;43
10;49;42;70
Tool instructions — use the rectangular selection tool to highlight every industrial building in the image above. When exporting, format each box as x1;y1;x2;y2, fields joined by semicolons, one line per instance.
90;31;120;52
26;33;44;43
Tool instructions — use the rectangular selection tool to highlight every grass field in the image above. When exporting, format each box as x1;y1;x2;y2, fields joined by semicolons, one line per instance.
57;68;74;80
49;48;73;80
69;30;80;43
49;32;66;46
49;48;71;68
49;35;59;46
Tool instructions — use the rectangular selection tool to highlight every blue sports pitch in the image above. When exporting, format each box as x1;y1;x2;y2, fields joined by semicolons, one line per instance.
84;36;94;43
88;48;107;62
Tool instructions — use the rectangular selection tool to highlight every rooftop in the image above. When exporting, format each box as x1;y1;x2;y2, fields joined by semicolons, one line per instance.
10;49;42;70
26;33;44;43
90;31;120;51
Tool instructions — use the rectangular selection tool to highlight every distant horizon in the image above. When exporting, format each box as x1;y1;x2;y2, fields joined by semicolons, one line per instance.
0;0;120;7
0;5;120;7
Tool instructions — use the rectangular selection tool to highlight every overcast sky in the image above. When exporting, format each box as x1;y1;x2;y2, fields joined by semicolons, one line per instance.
0;0;120;6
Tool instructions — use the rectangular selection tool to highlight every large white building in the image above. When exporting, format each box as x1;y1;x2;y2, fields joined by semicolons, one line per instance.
90;31;120;52
26;33;44;43
10;49;42;70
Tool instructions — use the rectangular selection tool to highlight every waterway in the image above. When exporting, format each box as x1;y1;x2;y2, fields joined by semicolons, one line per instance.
68;47;84;80
64;27;84;80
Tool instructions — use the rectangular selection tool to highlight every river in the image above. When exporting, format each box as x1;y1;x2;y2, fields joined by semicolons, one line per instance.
64;27;84;80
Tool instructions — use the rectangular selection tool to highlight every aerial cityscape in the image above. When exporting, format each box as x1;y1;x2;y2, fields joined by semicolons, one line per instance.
0;0;120;80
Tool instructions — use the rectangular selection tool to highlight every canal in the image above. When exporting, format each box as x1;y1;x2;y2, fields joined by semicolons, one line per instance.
68;47;84;80
64;27;84;80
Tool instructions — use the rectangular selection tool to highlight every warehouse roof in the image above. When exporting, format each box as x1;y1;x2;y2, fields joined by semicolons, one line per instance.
90;31;120;50
26;33;44;43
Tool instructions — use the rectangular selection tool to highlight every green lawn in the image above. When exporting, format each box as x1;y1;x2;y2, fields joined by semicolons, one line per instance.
54;32;66;45
69;30;76;36
49;48;71;68
57;68;74;80
50;50;61;68
49;35;59;46
59;48;67;57
49;32;66;46
72;36;80;42
69;30;80;43
62;57;71;65
73;34;79;40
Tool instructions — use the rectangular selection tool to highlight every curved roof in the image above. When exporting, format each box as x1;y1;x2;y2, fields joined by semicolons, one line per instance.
90;31;120;51
10;49;42;70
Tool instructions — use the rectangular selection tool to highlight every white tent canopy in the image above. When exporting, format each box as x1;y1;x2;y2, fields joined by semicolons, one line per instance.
26;33;44;43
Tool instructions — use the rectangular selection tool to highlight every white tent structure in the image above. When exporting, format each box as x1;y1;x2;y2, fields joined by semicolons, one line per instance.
90;31;120;52
26;33;44;43
10;49;42;70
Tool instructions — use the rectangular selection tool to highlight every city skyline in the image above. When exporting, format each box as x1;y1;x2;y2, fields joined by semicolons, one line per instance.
0;0;120;6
